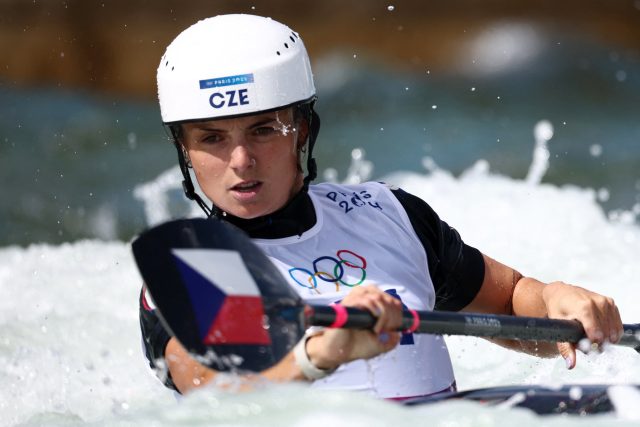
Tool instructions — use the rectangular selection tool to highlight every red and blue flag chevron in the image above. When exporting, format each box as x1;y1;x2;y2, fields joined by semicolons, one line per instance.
171;249;271;346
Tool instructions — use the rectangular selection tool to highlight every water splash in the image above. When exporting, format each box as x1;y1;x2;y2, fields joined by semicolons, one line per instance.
343;148;373;184
274;109;295;136
459;22;545;77
4;150;640;425
88;203;118;240
608;385;640;421
525;120;553;185
132;166;201;226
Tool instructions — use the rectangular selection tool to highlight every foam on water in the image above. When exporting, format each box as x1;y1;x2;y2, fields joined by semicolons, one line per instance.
2;129;640;426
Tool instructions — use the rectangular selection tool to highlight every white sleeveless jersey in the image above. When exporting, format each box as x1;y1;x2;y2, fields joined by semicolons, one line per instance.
253;182;455;399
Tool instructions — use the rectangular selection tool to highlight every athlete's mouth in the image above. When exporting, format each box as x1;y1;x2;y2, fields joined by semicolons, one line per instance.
230;181;262;192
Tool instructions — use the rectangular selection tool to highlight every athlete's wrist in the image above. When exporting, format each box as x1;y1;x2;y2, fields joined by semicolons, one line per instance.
305;332;340;371
293;328;339;380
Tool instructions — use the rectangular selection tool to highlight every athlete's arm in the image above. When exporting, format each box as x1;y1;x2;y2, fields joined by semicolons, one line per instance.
459;255;556;357
163;336;303;393
147;285;402;394
463;254;623;368
390;186;623;368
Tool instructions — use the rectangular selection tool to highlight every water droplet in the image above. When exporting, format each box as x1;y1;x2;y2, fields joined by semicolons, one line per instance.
352;148;364;160
422;157;438;172
387;5;395;11
578;338;592;353
589;144;602;157
431;105;437;110
534;120;554;142
230;354;244;365
597;188;610;202
127;132;137;149
323;168;338;182
470;87;476;91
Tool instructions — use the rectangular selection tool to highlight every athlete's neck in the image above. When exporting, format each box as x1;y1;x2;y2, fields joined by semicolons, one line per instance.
220;189;316;239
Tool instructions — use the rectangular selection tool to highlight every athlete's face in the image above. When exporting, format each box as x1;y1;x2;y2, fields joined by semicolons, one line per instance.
180;109;306;219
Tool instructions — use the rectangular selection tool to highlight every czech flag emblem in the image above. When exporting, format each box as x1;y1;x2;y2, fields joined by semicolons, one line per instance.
171;248;271;346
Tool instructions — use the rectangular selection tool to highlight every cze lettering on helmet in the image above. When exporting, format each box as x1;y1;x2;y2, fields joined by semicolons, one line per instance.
209;89;250;109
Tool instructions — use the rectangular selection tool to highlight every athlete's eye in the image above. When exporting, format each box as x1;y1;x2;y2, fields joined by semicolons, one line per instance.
253;126;278;137
200;133;223;144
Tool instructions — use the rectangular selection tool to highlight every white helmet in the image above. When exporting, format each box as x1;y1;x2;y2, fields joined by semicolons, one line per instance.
157;14;321;216
157;14;316;124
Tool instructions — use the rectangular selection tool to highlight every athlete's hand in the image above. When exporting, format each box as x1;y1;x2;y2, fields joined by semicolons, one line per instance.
305;285;403;370
542;281;623;369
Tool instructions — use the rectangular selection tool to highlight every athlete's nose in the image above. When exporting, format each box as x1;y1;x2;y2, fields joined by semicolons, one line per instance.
229;143;255;172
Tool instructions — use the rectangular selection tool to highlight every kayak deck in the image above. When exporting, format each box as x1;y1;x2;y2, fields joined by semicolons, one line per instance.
403;384;640;415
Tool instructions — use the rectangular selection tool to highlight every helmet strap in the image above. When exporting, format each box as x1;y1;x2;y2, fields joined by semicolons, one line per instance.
168;126;218;218
303;105;321;189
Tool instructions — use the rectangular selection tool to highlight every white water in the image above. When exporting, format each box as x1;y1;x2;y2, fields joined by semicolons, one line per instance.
2;125;640;426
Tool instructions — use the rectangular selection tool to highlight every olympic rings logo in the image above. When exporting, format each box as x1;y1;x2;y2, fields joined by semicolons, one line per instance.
288;250;367;293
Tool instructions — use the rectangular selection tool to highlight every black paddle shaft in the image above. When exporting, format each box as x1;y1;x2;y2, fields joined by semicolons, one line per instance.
308;306;640;351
